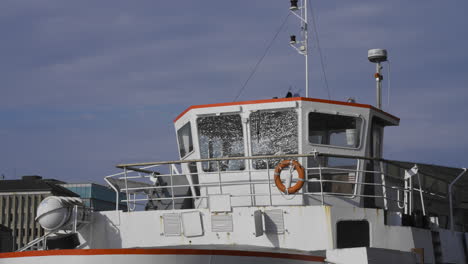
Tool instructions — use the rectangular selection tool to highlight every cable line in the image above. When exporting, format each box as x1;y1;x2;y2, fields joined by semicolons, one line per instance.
233;12;291;102
309;2;331;100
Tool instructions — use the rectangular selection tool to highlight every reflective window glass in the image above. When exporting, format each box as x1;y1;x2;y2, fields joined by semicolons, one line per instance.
309;113;362;148
250;110;298;169
177;122;193;158
198;115;245;171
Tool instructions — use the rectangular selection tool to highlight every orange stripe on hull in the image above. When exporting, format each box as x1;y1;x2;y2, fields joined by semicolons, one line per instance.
0;248;325;262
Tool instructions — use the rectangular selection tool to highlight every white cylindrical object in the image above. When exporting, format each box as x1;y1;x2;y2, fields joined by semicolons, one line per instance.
36;196;86;231
345;129;357;146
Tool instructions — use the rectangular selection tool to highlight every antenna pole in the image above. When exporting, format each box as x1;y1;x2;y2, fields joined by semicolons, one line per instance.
368;49;388;109
289;0;310;98
304;0;309;98
376;62;382;109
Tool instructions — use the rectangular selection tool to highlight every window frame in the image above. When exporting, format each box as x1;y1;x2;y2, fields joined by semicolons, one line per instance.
307;111;365;150
248;108;300;170
196;113;246;172
176;121;194;159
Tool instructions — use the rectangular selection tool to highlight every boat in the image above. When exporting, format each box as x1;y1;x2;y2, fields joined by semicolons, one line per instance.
1;1;467;264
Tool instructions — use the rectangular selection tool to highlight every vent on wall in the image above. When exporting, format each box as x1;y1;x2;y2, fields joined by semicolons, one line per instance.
181;211;204;237
264;209;285;234
163;213;181;236
211;214;233;232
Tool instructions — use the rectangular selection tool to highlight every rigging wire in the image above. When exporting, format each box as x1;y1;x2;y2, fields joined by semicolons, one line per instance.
387;60;391;108
233;12;291;102
309;2;331;100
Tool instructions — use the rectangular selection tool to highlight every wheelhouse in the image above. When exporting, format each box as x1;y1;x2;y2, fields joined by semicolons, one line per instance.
174;97;399;208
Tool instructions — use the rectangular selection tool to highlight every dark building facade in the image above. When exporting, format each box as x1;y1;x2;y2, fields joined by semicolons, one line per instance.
0;176;78;250
0;225;12;253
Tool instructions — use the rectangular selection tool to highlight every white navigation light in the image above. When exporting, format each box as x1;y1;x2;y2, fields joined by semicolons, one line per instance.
368;49;388;63
36;196;90;231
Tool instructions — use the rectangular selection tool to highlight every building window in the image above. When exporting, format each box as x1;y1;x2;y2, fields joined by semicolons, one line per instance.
198;114;245;172
309;113;362;148
250;110;298;169
177;122;194;158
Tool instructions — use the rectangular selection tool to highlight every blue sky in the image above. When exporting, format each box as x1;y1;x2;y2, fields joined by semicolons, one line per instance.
1;0;467;184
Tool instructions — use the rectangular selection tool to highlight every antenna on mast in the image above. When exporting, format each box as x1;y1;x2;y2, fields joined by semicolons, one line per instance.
368;49;388;109
289;0;309;98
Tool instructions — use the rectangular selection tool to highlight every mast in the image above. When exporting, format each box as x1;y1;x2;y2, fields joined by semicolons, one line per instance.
289;0;309;98
367;49;388;109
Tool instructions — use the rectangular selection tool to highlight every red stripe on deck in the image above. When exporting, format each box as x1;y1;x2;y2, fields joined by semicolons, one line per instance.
0;248;325;262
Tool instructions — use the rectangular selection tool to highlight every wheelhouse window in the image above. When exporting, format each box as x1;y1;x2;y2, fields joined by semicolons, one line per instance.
198;114;245;172
250;109;298;169
309;113;362;148
307;156;358;194
177;122;193;158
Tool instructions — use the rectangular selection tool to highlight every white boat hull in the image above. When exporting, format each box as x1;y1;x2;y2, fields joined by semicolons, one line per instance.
0;248;325;264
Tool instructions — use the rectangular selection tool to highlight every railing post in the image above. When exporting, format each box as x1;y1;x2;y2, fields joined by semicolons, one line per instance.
170;164;175;210
416;173;425;216
379;161;388;210
42;235;46;250
123;167;130;212
409;176;413;215
248;158;255;206
318;159;324;206
267;160;273;206
217;161;223;194
404;166;418;215
104;176;120;212
449;168;467;232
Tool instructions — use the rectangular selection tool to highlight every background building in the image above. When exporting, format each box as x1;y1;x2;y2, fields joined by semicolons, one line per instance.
60;183;127;211
0;225;13;253
0;176;78;250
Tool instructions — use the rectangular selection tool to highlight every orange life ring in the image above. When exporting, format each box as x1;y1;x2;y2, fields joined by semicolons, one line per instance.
274;159;305;194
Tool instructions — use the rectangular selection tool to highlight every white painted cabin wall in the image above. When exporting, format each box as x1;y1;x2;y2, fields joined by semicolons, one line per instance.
79;204;440;263
329;207;435;263
80;206;333;252
299;101;371;208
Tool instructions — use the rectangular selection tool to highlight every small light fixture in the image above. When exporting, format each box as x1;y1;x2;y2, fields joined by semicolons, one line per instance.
290;0;298;10
290;35;297;44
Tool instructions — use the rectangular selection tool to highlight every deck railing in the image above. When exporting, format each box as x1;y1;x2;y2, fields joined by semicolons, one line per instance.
105;152;451;216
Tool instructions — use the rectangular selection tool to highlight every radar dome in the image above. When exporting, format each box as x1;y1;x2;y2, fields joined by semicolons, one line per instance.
368;49;388;63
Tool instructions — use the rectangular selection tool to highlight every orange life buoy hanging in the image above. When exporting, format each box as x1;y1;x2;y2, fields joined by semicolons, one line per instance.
274;159;305;194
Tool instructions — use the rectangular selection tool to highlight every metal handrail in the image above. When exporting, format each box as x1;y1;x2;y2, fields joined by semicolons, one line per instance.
105;152;464;222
